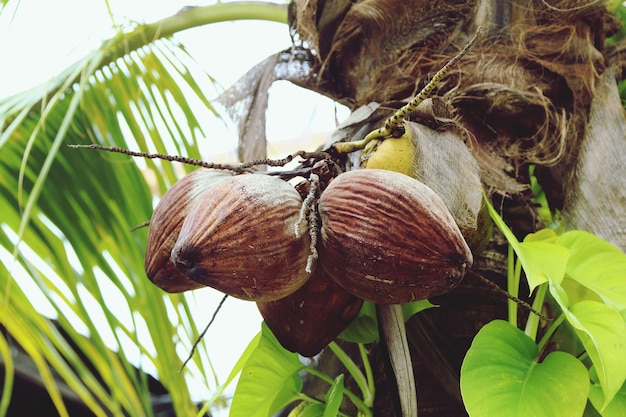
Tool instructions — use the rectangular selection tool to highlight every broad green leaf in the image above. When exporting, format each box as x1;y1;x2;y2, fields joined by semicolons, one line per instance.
562;301;626;407
559;277;605;308
461;320;588;417
556;231;626;311
338;300;434;343
290;403;326;417
401;299;436;320
323;374;344;417
589;367;626;417
338;302;378;343
524;228;559;243
0;5;290;415
550;275;626;407
549;279;571;309
519;239;569;292
486;201;568;292
230;322;305;417
520;229;567;293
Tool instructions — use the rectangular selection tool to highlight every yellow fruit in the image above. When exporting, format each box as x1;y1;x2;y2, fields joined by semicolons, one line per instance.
361;130;416;176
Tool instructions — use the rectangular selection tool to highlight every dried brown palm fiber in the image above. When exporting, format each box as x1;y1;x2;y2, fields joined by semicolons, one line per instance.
507;2;614;135
289;0;353;59
289;0;617;109
500;8;615;202
375;44;548;195
604;38;626;79
289;0;319;50
447;79;568;195
512;24;604;108
417;28;592;154
316;0;476;105
417;9;613;194
450;83;567;165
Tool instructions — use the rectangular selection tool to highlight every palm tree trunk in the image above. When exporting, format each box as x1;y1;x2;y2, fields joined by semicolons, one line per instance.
560;68;626;251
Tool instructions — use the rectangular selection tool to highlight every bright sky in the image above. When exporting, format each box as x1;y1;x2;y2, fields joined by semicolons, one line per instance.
0;1;349;414
0;0;347;148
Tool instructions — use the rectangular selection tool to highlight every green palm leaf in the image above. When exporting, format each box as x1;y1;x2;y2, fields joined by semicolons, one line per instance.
0;2;288;416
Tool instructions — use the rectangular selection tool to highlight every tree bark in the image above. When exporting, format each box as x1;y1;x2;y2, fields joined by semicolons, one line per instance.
561;68;626;251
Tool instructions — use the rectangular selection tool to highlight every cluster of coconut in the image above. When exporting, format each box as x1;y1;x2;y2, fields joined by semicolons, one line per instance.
144;164;472;356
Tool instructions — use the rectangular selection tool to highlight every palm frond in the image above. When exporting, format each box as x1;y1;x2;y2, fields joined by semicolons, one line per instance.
0;0;14;16
0;2;288;416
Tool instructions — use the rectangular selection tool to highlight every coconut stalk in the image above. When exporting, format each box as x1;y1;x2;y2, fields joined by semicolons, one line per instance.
377;304;417;417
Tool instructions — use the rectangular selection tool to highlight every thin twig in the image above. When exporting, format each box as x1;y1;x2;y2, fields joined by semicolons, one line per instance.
295;173;320;237
294;173;321;273
238;150;331;169
470;271;552;321
69;144;253;172
70;144;332;173
377;27;482;135
179;293;229;372
129;220;150;232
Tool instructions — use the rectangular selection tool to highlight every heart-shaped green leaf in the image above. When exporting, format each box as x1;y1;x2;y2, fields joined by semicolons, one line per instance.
461;320;588;417
589;366;626;417
559;300;626;408
338;302;378;343
401;299;436;321
486;202;568;293
556;231;626;311
230;322;304;417
518;239;569;292
524;228;559;243
549;274;626;408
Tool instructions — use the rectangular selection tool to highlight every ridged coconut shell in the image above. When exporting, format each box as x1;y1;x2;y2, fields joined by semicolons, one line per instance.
171;174;311;301
257;267;363;357
144;169;233;293
318;169;473;304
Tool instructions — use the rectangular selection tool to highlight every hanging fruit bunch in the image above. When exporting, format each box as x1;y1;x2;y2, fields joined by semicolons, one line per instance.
75;34;481;357
137;102;479;355
138;143;473;356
